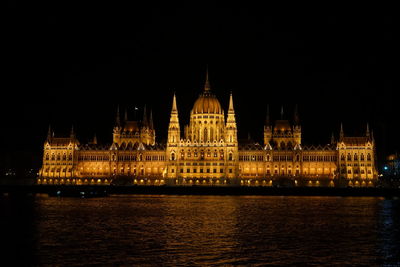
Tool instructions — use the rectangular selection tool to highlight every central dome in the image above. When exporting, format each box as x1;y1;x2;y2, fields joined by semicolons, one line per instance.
191;71;223;115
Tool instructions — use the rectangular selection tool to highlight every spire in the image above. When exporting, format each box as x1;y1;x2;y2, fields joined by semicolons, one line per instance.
124;108;128;121
228;92;234;113
115;105;121;126
371;130;374;141
340;122;344;139
149;109;154;129
265;104;270;125
204;67;211;92
281;105;284;119
366;123;370;137
70;125;75;139
331;132;335;144
294;104;300;125
93;133;97;145
172;92;177;113
47;125;51;140
142;105;148;127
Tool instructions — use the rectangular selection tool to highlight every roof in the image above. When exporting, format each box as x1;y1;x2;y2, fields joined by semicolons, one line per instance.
341;137;371;146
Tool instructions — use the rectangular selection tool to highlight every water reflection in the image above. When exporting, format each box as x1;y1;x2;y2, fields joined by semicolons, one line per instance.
1;194;399;265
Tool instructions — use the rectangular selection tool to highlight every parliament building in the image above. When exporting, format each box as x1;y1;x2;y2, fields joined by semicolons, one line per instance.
38;72;378;187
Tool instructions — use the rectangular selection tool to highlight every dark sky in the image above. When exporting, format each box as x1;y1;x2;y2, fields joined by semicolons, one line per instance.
3;3;397;169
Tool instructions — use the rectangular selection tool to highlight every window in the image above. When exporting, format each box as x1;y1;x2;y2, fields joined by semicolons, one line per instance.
361;153;365;160
347;153;351;161
341;154;345;161
171;152;175;161
228;153;233;161
220;169;223;173
354;153;358;160
229;169;232;173
367;153;371;161
45;154;49;160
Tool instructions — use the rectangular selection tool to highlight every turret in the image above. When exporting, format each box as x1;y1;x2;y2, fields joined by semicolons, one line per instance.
167;93;180;145
264;104;272;146
340;122;344;141
225;92;237;144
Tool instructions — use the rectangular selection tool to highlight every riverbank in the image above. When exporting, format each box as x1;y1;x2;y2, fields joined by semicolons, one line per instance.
0;185;399;197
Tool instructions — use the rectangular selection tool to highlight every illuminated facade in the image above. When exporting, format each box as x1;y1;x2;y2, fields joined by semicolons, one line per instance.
38;72;378;187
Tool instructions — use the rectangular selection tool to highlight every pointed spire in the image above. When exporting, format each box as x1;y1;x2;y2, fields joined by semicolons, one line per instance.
124;108;128;121
47;125;52;140
143;105;148;126
266;104;270;125
294;104;300;125
340;122;344;139
93;133;97;145
281;105;284;119
115;105;121;126
172;92;177;113
371;130;374;141
228;92;234;113
70;125;75;139
149;109;154;129
366;123;370;137
204;67;211;92
331;132;335;144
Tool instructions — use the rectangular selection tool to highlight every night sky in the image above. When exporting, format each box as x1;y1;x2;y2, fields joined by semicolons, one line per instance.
3;3;396;171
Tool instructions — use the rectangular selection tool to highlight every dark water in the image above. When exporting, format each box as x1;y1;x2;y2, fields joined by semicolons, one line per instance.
1;195;399;266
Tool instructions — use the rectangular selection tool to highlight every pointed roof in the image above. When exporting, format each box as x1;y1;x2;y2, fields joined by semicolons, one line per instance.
228;92;234;113
47;125;52;140
70;125;75;138
172;92;177;113
366;123;370;137
294;104;300;125
93;133;97;145
116;105;121;126
340;122;344;139
265;104;270;125
204;68;211;92
281;105;284;119
124;108;128;121
149;109;154;129
143;105;148;126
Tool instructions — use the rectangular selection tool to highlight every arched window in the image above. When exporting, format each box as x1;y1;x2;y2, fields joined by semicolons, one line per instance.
347;153;351;161
341;154;345;161
62;154;66;160
361;153;365;160
354;153;358;160
171;152;175;161
204;128;208;142
367;153;371;161
68;154;72;160
180;150;185;160
296;154;300;161
214;150;218;157
210;128;214;141
45;154;49;160
56;154;61;160
228;153;233;161
266;155;270;161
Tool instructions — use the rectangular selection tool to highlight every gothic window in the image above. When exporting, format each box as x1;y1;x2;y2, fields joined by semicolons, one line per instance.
367;153;371;161
354;153;358;160
347;153;351;161
214;150;218;157
62;154;66;160
280;142;285;149
171;152;175;161
45;154;49;160
187;150;191;157
296;154;300;161
347;169;351;174
68;154;72;160
204;128;208;141
56;154;61;160
266;155;270;161
210;128;214;141
361;153;365;160
228;153;233;161
220;150;224;160
180;150;185;160
207;150;211;157
341;154;345;161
